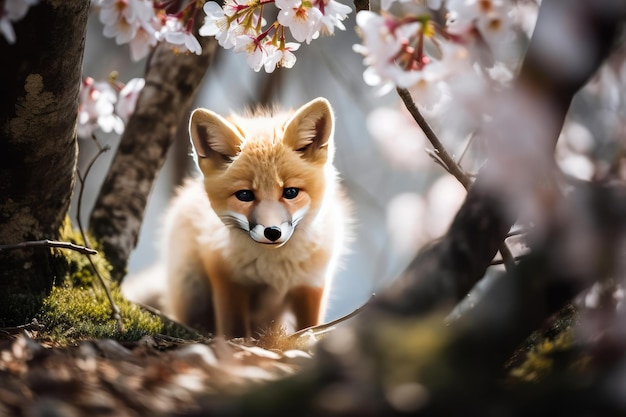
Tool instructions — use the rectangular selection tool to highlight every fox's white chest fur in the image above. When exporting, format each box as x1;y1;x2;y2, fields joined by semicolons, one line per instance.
161;97;351;338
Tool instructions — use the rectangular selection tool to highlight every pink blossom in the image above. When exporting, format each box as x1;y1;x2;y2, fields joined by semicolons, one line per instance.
97;0;160;60
276;0;323;44
264;42;300;72
200;0;238;48
318;0;352;35
77;77;124;139
156;16;202;55
353;11;419;93
98;0;155;44
129;20;159;61
446;0;513;60
116;78;145;122
234;35;267;72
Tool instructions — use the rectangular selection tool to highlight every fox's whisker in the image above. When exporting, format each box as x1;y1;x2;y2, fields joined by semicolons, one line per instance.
291;205;309;228
220;212;250;231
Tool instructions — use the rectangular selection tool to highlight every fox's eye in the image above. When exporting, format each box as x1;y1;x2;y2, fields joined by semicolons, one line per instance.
283;187;300;199
235;190;255;202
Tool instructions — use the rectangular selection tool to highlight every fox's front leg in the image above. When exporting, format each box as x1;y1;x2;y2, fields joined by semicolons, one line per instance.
210;277;252;338
288;285;326;331
203;255;251;338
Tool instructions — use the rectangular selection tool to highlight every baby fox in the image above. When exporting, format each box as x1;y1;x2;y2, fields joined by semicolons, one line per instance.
162;97;351;338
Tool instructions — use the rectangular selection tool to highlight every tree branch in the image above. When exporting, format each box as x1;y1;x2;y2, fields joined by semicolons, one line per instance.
396;86;516;270
89;32;218;281
375;0;625;318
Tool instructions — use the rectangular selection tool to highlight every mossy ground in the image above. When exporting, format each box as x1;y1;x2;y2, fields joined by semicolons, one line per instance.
29;219;203;346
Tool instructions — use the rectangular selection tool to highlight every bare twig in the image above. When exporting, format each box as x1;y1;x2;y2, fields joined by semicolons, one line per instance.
396;86;516;271
0;240;97;255
397;87;472;189
425;148;451;172
288;294;375;340
456;131;476;166
76;138;124;333
76;136;110;247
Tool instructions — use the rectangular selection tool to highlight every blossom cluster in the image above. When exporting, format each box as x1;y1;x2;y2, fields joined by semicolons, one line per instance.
199;0;352;72
0;0;39;44
353;0;520;108
96;0;204;61
77;76;145;139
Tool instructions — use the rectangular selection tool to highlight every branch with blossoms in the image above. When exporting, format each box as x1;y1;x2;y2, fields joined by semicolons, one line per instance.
94;0;352;73
200;0;352;72
353;0;517;108
96;0;206;61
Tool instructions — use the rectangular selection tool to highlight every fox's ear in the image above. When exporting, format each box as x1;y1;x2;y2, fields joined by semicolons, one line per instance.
189;108;244;166
283;97;334;163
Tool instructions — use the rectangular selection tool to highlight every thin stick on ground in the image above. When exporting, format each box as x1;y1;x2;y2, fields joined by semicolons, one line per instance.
0;240;97;255
288;294;376;340
396;87;516;271
76;136;124;333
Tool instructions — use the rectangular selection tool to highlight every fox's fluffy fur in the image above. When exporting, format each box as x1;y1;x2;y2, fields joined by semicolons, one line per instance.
157;97;351;338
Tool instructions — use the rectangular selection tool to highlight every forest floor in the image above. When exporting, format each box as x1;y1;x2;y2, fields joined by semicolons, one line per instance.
0;329;312;417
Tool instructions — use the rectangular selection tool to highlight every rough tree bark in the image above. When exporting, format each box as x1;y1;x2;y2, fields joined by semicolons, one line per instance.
88;32;217;282
0;0;89;325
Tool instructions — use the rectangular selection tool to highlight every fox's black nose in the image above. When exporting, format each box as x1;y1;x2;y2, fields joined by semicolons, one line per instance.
264;226;282;242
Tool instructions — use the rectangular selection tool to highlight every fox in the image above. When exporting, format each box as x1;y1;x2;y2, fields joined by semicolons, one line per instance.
161;97;351;338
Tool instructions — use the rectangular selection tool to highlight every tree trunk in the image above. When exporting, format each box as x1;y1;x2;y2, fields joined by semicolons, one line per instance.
0;0;89;325
89;34;217;282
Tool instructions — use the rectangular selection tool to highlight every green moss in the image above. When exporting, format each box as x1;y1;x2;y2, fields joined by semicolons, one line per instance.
32;219;166;344
507;305;588;383
39;283;163;342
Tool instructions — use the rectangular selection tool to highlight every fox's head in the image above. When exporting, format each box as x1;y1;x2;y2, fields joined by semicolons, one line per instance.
189;97;336;247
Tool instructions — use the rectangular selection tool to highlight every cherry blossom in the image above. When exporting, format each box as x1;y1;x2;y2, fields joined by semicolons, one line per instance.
353;11;421;94
128;22;159;61
95;0;211;60
199;0;238;48
77;77;124;139
156;15;202;55
446;0;514;61
200;0;264;49
98;0;157;45
116;78;146;122
276;0;323;44
198;0;352;71
77;75;145;138
0;0;39;44
318;0;352;35
234;35;267;72
264;42;300;72
352;0;525;109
